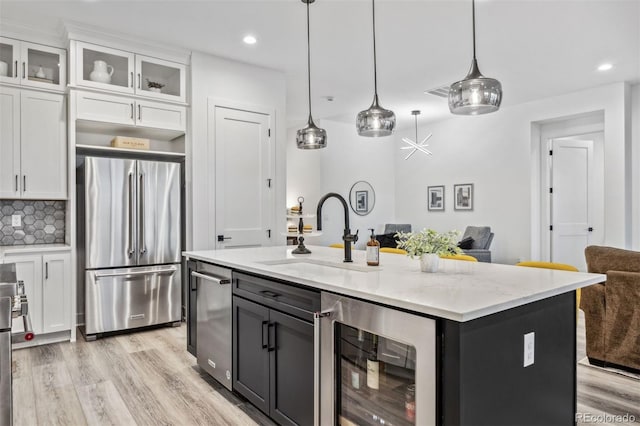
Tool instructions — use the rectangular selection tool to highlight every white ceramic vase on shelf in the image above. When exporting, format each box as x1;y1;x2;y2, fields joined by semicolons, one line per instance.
420;253;439;273
89;60;114;84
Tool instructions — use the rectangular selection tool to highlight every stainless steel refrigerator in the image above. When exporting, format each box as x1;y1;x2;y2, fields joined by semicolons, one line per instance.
77;156;181;339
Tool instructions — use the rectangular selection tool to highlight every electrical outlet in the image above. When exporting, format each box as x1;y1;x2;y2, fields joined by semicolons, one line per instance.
524;332;535;367
11;215;21;227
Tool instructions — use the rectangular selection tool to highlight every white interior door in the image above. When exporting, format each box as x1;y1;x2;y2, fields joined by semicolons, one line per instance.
550;138;594;271
214;106;272;248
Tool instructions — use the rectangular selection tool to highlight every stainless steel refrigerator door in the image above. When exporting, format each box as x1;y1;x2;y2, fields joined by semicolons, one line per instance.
85;157;138;269
195;263;232;391
85;265;181;335
137;160;181;266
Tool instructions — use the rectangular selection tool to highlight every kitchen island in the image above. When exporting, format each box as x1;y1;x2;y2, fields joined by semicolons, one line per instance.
184;246;604;426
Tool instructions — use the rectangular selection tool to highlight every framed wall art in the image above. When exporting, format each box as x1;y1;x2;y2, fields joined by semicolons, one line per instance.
427;185;444;211
454;183;474;211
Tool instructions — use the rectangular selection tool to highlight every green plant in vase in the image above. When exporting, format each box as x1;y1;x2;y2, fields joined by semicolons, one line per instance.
395;229;461;272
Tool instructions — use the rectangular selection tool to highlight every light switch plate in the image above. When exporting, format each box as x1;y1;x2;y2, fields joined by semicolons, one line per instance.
524;331;535;367
11;215;21;227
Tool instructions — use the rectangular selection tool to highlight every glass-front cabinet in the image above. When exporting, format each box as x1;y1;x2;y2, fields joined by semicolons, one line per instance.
0;37;66;91
74;41;186;103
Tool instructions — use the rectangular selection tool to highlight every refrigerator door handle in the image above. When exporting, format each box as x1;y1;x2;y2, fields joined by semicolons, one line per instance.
139;173;147;256
128;172;135;258
94;266;178;279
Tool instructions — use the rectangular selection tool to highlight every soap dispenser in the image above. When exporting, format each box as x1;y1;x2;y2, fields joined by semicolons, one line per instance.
366;228;380;266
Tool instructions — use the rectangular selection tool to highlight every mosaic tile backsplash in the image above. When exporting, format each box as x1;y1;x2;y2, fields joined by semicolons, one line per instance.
0;200;66;245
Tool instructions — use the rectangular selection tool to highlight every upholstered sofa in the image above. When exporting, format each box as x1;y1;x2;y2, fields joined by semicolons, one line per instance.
581;245;640;373
459;226;493;263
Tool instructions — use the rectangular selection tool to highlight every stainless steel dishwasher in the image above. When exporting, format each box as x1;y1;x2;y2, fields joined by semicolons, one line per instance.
193;262;233;391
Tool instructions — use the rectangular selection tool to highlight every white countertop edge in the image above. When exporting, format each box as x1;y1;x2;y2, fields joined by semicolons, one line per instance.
183;249;604;322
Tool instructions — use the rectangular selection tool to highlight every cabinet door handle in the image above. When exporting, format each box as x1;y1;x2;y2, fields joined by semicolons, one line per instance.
130;71;133;88
23;175;26;192
15;175;18;192
267;323;276;352
138;73;141;89
130;103;134;119
22;62;25;79
137;104;141;120
45;262;48;280
14;61;17;78
261;321;268;349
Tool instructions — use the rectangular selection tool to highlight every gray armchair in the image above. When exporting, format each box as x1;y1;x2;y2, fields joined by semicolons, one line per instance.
460;226;494;262
384;224;412;234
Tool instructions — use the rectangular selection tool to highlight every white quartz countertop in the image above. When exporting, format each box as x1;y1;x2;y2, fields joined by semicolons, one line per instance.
0;244;72;259
183;246;605;322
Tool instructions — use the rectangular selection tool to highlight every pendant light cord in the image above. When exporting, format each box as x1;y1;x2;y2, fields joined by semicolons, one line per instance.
372;0;378;96
371;0;378;98
472;0;476;60
415;113;418;142
306;0;312;118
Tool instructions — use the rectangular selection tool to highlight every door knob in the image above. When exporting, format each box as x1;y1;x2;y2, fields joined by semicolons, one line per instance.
217;235;232;242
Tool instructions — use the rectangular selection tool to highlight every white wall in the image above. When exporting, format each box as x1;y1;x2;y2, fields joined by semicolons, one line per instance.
189;52;286;250
394;83;631;265
286;119;397;249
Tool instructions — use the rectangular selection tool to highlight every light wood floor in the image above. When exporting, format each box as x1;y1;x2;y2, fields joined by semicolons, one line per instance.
12;312;640;426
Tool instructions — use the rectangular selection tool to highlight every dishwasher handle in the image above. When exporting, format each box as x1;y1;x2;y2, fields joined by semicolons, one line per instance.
191;271;231;285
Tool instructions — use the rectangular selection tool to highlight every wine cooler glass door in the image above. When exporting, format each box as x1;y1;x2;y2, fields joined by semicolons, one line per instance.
318;292;437;426
337;324;418;425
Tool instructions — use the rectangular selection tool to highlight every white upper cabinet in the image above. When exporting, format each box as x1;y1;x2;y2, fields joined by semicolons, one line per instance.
74;41;186;103
75;41;134;95
0;87;67;200
76;91;186;132
0;37;67;92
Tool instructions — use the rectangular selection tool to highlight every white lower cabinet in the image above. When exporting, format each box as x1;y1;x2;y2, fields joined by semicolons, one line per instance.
76;90;186;132
3;251;71;336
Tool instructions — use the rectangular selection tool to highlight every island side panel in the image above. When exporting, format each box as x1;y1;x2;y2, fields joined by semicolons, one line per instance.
441;292;577;426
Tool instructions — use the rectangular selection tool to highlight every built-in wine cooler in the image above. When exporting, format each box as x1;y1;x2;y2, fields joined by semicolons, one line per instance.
316;293;437;426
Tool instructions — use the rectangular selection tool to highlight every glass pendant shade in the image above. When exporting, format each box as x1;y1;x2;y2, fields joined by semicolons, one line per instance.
356;94;396;137
297;0;327;149
448;0;502;115
296;116;327;149
449;59;502;115
356;0;396;137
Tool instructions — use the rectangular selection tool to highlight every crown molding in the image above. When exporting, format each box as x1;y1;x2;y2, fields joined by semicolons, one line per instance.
0;18;66;48
64;20;190;65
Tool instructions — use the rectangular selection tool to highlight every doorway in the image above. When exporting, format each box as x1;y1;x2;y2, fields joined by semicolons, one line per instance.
210;104;274;249
536;112;605;270
548;137;596;271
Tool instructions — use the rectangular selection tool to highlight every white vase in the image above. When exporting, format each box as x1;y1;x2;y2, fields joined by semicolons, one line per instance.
420;253;439;273
89;60;114;84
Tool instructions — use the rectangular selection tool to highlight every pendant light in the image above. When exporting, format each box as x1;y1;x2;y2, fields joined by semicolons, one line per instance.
297;0;327;149
448;0;502;115
356;0;396;137
401;110;432;160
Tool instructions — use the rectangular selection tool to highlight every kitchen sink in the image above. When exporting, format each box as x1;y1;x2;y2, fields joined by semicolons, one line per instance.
259;258;377;273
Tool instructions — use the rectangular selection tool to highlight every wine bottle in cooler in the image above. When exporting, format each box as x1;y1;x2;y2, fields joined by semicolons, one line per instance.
351;329;366;390
367;334;380;390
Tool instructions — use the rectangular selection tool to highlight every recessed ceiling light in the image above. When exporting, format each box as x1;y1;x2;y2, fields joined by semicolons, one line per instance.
243;35;257;45
597;63;613;71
